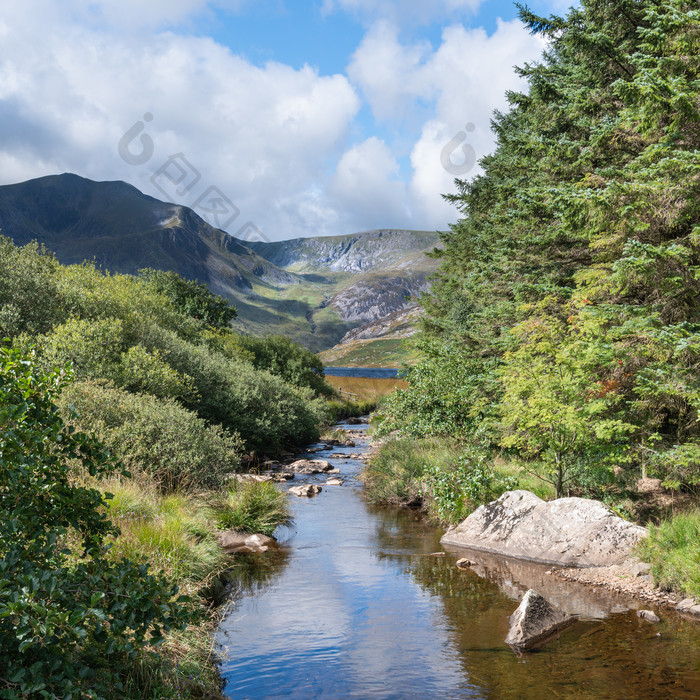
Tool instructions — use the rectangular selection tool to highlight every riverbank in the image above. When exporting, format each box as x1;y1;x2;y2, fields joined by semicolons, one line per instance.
362;434;700;622
552;561;699;614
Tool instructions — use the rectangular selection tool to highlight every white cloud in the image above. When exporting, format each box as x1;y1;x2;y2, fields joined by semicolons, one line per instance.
0;2;360;240
348;18;546;228
0;1;548;240
329;137;407;231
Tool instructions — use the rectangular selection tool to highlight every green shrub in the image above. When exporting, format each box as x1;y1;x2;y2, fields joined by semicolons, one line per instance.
362;436;461;507
636;510;700;598
0;346;195;698
40;316;125;378
117;344;196;400
0;237;67;336
60;380;242;491
142;326;330;451
425;449;518;525
235;333;334;396
212;481;292;536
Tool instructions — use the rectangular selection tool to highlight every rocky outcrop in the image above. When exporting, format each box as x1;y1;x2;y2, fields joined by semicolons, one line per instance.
676;598;700;617
441;490;647;568
505;589;575;650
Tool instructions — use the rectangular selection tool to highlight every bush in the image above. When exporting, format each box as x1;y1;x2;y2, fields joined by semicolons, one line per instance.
0;346;195;698
425;449;517;525
235;333;333;396
142;327;330;452
0;237;67;336
59;380;242;491
362;436;461;508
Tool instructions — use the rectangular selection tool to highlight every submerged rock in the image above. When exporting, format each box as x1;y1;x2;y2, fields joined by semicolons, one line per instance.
289;484;322;497
637;610;661;623
505;589;574;650
288;459;334;474
441;490;647;568
456;558;475;569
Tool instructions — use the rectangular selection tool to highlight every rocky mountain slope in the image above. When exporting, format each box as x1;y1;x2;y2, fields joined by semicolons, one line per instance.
0;174;440;352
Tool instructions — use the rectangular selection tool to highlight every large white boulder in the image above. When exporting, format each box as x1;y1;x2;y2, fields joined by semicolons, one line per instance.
441;490;647;567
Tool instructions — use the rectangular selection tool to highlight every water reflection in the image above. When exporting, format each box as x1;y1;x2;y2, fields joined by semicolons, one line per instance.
217;429;700;700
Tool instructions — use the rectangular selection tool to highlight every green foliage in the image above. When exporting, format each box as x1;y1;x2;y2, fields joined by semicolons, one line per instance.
425;450;517;524
212;480;292;536
0;237;329;454
362;436;461;508
0;346;195;698
637;510;700;597
235;333;334;396
139;267;236;329
375;338;500;441
386;0;700;499
59;380;242;491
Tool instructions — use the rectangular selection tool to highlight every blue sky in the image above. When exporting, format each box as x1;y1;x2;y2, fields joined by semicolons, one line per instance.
0;0;574;241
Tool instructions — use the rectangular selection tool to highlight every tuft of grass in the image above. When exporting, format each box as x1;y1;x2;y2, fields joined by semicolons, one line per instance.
212;480;292;536
363;437;558;525
492;459;556;501
321;427;348;442
636;510;700;598
104;481;226;584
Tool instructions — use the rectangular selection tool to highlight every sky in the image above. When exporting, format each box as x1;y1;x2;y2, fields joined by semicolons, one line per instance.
0;0;576;242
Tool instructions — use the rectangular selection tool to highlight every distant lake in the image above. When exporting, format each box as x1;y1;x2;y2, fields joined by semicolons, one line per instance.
324;366;400;378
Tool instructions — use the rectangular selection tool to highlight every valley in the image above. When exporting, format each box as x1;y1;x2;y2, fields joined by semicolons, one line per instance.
0;174;440;355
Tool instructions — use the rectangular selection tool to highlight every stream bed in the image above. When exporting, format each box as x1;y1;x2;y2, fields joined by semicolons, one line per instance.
217;420;700;699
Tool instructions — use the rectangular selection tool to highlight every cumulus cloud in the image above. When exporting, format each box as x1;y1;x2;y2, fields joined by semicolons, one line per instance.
0;0;549;239
329;137;407;231
0;2;360;240
348;19;546;227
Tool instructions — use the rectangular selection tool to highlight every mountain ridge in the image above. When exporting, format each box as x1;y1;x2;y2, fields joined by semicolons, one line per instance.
0;174;439;352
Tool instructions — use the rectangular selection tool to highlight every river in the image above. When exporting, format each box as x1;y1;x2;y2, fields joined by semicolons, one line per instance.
217;419;700;699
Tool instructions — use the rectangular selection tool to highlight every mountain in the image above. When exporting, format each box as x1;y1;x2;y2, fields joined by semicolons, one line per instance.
0;174;440;352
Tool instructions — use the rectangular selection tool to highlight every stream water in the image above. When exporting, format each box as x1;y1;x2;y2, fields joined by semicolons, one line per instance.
217;420;700;699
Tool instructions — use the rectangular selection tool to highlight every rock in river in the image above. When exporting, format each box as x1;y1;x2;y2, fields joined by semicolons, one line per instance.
288;459;335;474
505;589;574;650
289;484;322;497
441;490;647;567
218;531;277;554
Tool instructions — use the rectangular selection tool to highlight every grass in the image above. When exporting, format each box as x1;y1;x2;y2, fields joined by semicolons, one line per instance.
319;338;418;368
325;375;408;402
362;436;557;525
362;436;461;508
636;509;700;598
75;472;294;697
211;480;292;536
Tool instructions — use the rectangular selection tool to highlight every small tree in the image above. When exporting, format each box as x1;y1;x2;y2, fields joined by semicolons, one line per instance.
0;345;195;698
500;314;633;497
